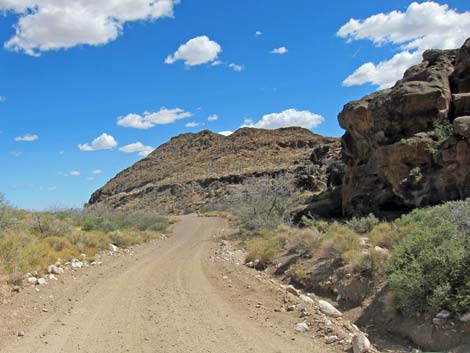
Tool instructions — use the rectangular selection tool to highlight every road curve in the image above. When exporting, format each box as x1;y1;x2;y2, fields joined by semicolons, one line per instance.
1;215;335;353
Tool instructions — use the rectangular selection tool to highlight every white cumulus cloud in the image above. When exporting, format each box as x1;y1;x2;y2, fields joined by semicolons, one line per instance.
117;107;192;129
255;31;262;37
185;122;200;128
92;169;103;175
119;142;154;157
245;109;324;130
78;133;117;151
270;46;288;54
15;133;39;142
165;35;222;66
218;130;233;136
70;171;80;176
208;114;219;122
0;0;180;56
338;1;470;89
229;63;244;72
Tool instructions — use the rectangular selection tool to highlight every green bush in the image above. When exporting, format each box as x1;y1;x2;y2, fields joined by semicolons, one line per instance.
345;214;379;234
82;216;119;233
388;200;470;315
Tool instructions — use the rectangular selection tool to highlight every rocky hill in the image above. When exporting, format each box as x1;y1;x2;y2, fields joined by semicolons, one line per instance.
339;38;470;216
88;127;340;213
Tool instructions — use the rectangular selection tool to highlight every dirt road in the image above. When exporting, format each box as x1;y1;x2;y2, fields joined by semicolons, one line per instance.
0;215;340;353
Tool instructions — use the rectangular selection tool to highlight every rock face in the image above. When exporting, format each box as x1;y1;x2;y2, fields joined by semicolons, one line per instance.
339;38;470;216
88;127;339;213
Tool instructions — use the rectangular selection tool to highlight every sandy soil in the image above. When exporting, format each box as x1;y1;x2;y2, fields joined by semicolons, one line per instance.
0;215;344;353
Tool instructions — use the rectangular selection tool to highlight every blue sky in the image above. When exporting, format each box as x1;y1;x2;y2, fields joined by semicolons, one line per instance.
0;0;469;210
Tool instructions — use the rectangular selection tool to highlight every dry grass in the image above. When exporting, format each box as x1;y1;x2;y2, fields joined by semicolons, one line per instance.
0;201;168;278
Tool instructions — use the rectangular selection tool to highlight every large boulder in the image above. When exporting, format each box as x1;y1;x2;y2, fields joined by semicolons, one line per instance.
339;38;470;216
451;38;470;93
453;116;470;137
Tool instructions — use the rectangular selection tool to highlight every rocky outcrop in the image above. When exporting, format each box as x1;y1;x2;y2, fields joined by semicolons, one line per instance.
88;127;339;213
339;38;470;216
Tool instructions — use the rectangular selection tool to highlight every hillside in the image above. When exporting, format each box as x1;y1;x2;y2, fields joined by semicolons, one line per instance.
88;127;340;213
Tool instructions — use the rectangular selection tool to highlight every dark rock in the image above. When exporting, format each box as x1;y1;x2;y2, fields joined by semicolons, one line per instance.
453;93;470;117
339;38;470;216
451;38;470;93
453;116;470;137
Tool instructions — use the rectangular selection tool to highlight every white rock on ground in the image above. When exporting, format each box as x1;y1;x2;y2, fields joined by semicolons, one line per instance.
37;278;47;286
352;333;371;353
325;335;338;344
108;244;119;252
47;265;64;275
294;322;309;332
300;294;315;305
436;310;451;319
459;313;470;322
71;260;83;269
318;300;342;318
27;277;38;285
286;285;300;297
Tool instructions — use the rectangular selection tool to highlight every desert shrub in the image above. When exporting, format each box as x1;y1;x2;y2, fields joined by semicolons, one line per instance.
81;208;168;233
322;224;360;258
245;230;285;266
109;231;136;248
388;200;470;315
29;215;73;238
433;119;454;143
293;267;306;281
313;219;330;233
82;216;119;233
7;271;24;286
345;213;379;234
0;196;166;279
368;222;411;249
273;224;320;250
147;219;169;232
215;174;300;230
345;247;390;278
0;236;25;273
0;194;19;229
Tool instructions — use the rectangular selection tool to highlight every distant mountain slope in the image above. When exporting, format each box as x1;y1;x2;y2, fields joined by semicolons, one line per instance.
88;127;340;213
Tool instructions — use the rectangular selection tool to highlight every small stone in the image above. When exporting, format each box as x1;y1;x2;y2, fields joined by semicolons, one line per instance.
325;335;338;344
17;330;25;337
294;322;309;333
108;244;119;252
47;265;64;275
245;261;255;268
300;294;315;305
286;285;300;297
37;278;47;286
436;310;451;319
459;313;470;323
287;305;296;312
352;333;371;353
318;300;342;318
71;260;83;269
